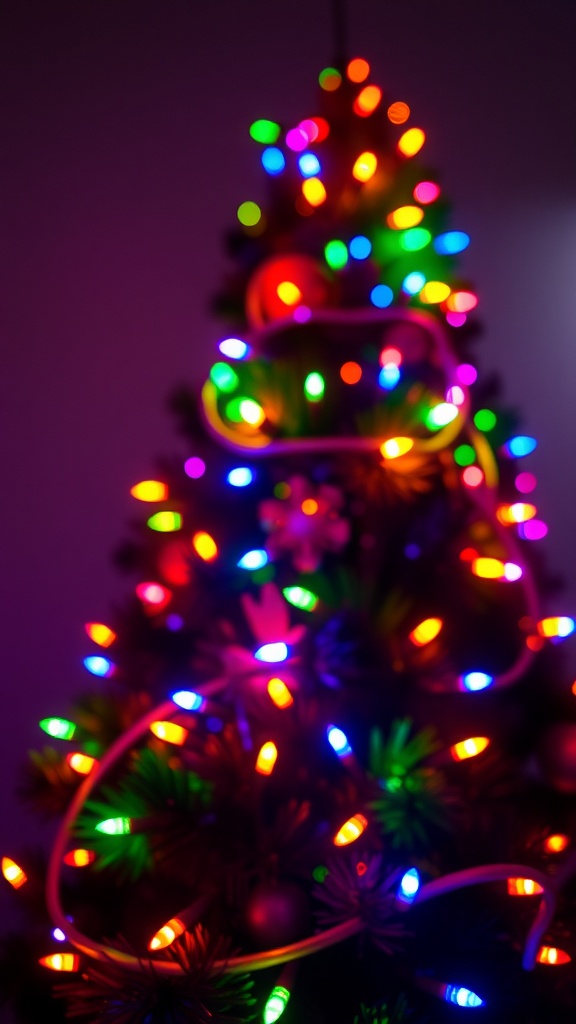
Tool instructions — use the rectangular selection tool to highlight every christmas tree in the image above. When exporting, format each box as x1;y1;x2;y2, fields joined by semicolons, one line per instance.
3;54;576;1024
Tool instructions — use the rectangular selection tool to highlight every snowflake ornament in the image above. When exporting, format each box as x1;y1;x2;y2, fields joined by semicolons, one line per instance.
259;475;350;572
207;584;306;697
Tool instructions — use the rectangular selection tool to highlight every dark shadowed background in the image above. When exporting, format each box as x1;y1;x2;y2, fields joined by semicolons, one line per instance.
2;0;576;938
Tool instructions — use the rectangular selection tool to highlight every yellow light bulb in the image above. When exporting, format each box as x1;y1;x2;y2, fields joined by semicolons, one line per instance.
277;281;302;306
192;531;218;561
352;151;377;182
67;752;97;775
472;557;505;579
387;205;424;229
302;177;327;206
419;281;451;303
85;622;116;647
256;741;278;775
150;721;188;745
397;127;425;157
409;617;443;647
267;678;294;709
130;480;168;502
380;437;413;460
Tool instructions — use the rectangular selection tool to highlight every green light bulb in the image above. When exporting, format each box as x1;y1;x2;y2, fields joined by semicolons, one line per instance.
399;227;432;251
324;239;348;270
237;201;261;227
263;986;290;1024
283;586;318;611
474;408;497;432
39;717;76;740
147;511;182;533
454;444;476;467
239;398;265;426
426;402;458;430
249;119;281;144
304;372;325;402
312;864;329;883
209;362;239;393
95;817;132;835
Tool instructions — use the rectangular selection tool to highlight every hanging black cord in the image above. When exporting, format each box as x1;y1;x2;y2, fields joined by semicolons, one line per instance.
331;0;348;69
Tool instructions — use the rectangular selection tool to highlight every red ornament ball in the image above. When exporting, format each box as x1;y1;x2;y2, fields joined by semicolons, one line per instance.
538;723;576;793
246;253;334;327
244;880;311;948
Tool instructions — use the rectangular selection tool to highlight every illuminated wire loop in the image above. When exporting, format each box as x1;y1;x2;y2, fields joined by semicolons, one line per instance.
468;427;499;489
201;380;272;450
414;409;465;453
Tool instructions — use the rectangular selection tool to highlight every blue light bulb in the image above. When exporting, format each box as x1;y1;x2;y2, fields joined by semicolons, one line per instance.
83;656;113;678
172;690;204;711
461;671;493;692
237;549;268;570
254;642;288;663
397;867;420;903
227;467;254;487
433;231;470;255
349;235;372;260
444;985;484;1008
327;726;352;757
262;147;286;175
298;152;321;177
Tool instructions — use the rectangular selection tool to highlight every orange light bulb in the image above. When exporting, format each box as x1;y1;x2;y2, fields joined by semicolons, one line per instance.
334;814;368;846
450;737;490;761
536;946;571;965
353;85;382;116
2;857;27;889
507;878;544;896
544;834;569;853
149;917;186;951
63;848;96;867
39;953;80;972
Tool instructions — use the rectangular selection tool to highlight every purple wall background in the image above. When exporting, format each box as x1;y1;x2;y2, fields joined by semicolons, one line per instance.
2;0;576;933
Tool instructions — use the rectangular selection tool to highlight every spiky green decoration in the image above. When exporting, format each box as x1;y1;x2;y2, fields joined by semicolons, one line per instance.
74;749;212;879
368;719;449;849
57;926;255;1023
313;851;405;954
353;994;411;1024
